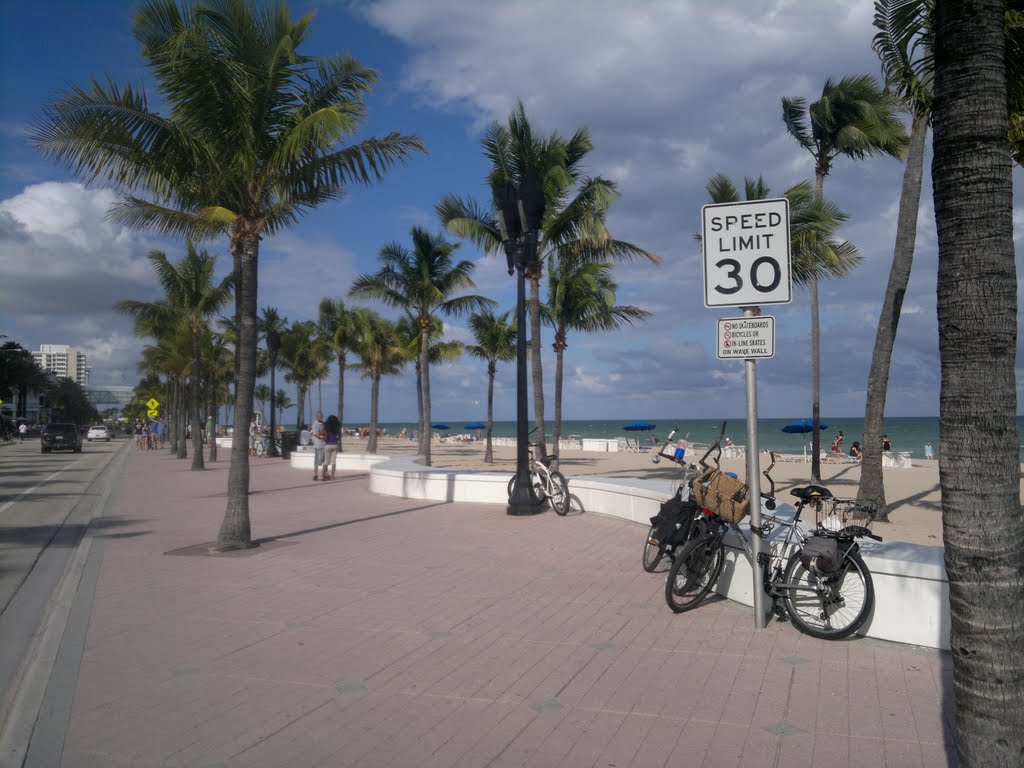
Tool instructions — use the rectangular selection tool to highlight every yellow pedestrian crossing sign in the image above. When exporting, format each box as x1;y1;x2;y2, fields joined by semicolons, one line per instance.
147;409;159;417
146;398;160;410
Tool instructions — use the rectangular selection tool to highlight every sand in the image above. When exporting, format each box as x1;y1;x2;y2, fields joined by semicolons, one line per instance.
342;435;1023;548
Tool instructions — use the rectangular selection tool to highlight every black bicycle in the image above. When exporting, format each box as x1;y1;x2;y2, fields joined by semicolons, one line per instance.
642;429;703;572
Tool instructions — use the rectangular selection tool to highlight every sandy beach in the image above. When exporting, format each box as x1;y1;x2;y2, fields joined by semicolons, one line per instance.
332;434;1024;548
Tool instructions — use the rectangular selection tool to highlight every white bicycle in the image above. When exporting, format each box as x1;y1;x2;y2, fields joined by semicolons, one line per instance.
507;438;571;516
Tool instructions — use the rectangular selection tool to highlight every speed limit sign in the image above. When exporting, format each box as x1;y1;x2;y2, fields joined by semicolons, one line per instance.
701;198;792;308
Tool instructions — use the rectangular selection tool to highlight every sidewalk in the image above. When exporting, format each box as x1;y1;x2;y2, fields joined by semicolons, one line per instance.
28;449;956;767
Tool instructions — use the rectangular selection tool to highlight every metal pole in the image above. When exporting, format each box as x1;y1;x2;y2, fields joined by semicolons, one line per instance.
507;255;540;514
744;307;766;629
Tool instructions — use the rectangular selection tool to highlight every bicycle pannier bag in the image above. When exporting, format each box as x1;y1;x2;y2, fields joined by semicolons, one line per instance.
649;494;700;547
690;468;750;523
800;536;840;574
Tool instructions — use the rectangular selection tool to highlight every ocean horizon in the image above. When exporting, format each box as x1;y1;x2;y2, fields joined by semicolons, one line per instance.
361;416;1024;462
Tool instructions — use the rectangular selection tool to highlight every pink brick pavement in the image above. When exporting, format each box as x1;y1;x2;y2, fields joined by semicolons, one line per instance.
54;448;956;767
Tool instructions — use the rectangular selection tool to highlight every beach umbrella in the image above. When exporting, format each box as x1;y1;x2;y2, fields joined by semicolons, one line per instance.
463;422;486;430
622;421;656;431
781;419;829;433
431;423;450;430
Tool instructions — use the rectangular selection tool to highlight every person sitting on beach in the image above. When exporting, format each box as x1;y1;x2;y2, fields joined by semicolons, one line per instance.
882;434;892;452
849;441;862;460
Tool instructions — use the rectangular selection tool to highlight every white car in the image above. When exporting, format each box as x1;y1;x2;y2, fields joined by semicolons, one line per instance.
86;425;111;442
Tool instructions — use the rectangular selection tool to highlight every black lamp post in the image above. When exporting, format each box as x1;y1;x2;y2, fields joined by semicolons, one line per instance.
496;172;546;515
266;328;280;457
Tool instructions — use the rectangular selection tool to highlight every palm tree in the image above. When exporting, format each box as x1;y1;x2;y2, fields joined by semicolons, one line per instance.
279;321;328;431
200;326;233;462
782;75;908;480
115;243;232;470
544;262;650;467
349;311;408;454
465;311;517;463
437;102;659;457
258;306;288;457
395;313;464;450
0;342;50;419
274;389;292;433
32;0;425;550
932;3;1024;762
350;227;494;465
253;384;271;421
317;298;356;453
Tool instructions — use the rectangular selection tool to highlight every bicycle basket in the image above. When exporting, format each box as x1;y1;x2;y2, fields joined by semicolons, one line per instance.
690;468;750;523
816;497;879;533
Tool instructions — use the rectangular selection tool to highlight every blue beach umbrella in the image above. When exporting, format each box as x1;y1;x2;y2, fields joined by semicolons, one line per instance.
430;423;450;430
622;421;656;431
463;422;486;430
781;419;829;434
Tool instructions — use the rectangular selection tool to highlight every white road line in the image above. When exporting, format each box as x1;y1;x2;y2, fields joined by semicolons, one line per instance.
0;459;86;516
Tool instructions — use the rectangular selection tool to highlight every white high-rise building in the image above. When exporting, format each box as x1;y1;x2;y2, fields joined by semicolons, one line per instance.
32;344;90;387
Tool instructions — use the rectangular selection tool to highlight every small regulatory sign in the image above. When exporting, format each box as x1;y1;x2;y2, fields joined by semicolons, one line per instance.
717;316;775;359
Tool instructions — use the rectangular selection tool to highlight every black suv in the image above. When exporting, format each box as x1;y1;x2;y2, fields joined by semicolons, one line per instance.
41;423;83;453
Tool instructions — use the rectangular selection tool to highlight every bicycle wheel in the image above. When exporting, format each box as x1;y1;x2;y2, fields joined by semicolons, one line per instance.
548;471;570;515
508;471;546;503
642;524;664;572
665;533;724;613
782;548;874;640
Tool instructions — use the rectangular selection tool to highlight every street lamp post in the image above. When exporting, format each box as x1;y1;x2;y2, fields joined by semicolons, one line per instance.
266;329;280;457
496;173;546;515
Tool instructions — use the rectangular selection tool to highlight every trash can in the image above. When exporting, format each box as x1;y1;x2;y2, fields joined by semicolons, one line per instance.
280;431;297;459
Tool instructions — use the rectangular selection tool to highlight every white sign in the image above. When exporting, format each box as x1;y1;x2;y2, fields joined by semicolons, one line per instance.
717;316;775;359
701;198;792;308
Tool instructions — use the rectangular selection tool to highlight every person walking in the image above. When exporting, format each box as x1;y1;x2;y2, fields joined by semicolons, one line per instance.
18;422;28;442
321;415;341;480
310;411;326;480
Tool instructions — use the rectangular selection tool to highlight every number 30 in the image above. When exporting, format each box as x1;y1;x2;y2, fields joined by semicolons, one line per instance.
714;256;782;295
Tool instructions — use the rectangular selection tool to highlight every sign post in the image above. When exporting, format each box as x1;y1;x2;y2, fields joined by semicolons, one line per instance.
702;198;791;630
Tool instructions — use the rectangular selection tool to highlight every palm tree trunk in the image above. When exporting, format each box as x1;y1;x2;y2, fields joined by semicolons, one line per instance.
485;361;495;463
528;271;546;456
859;113;928;516
336;356;345;453
295;385;305;432
268;362;277;457
216;233;257;551
810;172;825;482
415;360;426;456
190;331;205;470
421;320;432;466
208;381;218;463
933;2;1024;762
176;378;188;460
368;373;380;454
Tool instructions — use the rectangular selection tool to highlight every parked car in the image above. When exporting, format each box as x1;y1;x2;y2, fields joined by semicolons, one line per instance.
87;425;111;442
41;423;83;453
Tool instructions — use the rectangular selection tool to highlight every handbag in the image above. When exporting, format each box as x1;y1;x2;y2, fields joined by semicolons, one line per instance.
690;468;750;523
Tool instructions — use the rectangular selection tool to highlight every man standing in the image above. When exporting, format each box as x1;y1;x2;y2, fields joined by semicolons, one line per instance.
310;410;325;481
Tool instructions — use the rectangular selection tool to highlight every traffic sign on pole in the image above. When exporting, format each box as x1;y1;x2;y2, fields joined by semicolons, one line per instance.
717;316;775;359
702;198;792;308
146;398;160;410
147;409;159;417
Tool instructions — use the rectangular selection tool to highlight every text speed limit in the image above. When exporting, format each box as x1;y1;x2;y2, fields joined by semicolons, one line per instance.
701;198;792;308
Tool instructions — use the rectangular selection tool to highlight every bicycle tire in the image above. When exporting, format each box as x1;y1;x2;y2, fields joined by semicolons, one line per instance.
507;472;546;503
549;471;570;515
665;533;724;613
782;548;874;640
642;524;664;572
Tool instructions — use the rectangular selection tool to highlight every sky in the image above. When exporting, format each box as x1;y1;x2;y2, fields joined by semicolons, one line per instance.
1;0;1022;426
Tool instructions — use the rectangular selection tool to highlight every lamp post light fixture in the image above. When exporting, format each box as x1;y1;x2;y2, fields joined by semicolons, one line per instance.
266;328;280;457
496;172;546;515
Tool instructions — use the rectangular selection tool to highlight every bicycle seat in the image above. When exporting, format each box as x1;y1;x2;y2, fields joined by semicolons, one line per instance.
789;485;833;501
539;454;554;467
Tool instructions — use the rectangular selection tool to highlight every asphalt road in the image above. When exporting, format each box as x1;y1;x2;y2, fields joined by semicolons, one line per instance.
0;435;129;731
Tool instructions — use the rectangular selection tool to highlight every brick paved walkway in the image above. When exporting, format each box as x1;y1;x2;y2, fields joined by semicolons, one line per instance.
44;449;955;767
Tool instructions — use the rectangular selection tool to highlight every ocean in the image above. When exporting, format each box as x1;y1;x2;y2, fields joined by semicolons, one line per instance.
371;416;1024;462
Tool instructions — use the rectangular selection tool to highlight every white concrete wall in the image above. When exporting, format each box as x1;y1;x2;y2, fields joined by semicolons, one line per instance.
284;452;951;649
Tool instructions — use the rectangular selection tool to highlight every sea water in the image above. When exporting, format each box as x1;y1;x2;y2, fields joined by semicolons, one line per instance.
374;416;1024;462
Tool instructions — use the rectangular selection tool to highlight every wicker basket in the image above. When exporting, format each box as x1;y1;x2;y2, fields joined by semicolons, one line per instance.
816;497;879;533
690;468;750;523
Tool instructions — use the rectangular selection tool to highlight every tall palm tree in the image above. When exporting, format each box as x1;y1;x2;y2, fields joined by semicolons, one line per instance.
394;314;462;449
253;384;271;421
274;389;292;433
200;326;233;462
782;75;908;480
544;262;650;467
115;243;232;470
279;321;328;431
438;102;659;457
933;2;1023;761
465;311;517;463
349;311;408;454
0;342;50;419
317;298;357;453
258;306;288;457
32;0;425;550
350;227;494;465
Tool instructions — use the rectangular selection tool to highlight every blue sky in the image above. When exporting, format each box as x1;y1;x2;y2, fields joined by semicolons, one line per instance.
1;0;1022;425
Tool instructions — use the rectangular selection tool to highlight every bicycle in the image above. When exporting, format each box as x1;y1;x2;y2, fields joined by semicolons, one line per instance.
641;429;704;572
666;453;883;640
507;432;570;516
